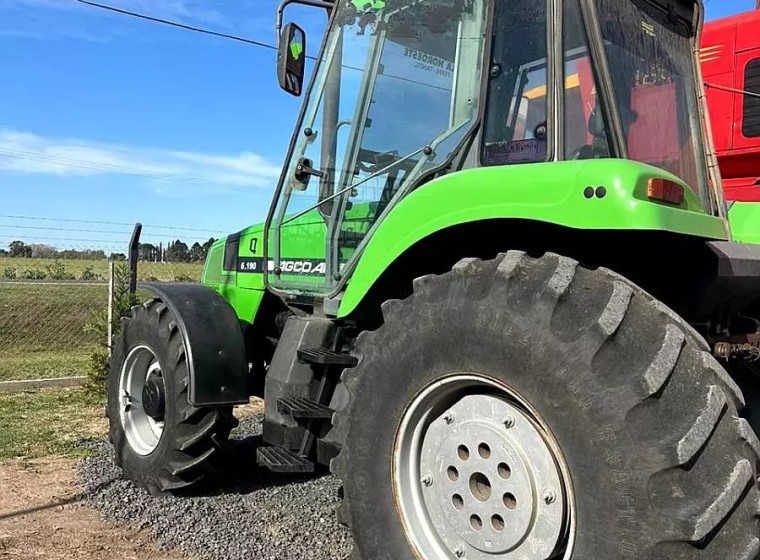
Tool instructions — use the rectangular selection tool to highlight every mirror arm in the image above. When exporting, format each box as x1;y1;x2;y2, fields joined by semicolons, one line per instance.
276;0;335;40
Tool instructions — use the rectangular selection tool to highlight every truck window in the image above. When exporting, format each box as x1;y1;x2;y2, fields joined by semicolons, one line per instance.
743;58;760;138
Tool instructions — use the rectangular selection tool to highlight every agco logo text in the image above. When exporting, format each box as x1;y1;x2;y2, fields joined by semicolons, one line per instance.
272;260;326;275
238;257;328;276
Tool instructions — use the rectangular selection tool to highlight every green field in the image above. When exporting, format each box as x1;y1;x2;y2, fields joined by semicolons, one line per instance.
0;257;204;282
0;283;105;381
0;258;203;382
0;349;94;382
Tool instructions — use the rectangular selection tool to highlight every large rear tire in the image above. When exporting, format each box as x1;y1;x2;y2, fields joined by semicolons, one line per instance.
333;252;760;559
107;298;237;495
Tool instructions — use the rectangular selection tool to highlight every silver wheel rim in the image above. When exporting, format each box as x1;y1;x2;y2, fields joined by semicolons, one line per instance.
119;345;165;455
393;374;575;559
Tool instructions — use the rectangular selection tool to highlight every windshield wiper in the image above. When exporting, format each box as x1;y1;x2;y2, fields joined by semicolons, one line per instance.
281;143;432;225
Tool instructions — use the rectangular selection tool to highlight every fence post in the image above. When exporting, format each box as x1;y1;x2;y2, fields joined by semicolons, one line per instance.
128;222;142;298
108;261;115;357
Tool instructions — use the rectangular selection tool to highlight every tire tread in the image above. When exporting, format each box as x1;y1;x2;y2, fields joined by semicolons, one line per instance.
333;251;760;558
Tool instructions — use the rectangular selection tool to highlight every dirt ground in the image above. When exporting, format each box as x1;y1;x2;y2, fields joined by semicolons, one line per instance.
0;399;265;559
0;457;187;560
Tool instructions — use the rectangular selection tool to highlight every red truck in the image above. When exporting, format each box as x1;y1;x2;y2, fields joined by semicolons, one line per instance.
703;7;760;202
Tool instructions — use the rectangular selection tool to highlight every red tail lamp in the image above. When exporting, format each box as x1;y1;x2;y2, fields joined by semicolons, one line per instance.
647;178;685;205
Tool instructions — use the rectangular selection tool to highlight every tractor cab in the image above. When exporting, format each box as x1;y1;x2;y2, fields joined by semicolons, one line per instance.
265;0;718;300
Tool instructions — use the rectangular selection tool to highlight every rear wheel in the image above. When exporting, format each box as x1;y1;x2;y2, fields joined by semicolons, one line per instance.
107;298;237;495
333;252;760;559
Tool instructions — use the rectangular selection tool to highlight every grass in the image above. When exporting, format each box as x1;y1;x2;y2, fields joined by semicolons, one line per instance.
0;257;203;282
0;270;166;382
0;349;95;382
0;284;105;382
0;388;106;460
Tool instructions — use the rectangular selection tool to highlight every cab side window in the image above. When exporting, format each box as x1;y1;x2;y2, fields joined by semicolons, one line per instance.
563;0;611;160
482;1;549;165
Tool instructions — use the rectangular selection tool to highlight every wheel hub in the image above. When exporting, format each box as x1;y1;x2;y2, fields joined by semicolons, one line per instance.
394;378;572;560
141;375;166;420
118;345;165;456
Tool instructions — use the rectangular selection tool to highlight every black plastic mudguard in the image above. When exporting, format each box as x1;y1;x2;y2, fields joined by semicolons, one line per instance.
139;282;249;407
702;241;760;316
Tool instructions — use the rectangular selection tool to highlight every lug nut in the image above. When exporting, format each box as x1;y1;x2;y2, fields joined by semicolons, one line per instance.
454;545;465;558
543;489;557;505
504;415;515;429
421;474;433;487
444;411;455;424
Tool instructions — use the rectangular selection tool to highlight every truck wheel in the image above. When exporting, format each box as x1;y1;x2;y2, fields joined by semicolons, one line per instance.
107;298;237;495
333;252;760;559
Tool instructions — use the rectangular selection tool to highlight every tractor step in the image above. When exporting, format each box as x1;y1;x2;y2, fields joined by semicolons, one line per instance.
256;446;315;473
297;347;358;367
277;396;334;419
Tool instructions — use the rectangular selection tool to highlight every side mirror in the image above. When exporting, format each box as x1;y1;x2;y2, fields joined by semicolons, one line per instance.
278;23;306;97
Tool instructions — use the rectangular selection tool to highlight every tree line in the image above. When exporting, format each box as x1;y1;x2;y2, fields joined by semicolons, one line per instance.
137;238;216;263
2;238;216;263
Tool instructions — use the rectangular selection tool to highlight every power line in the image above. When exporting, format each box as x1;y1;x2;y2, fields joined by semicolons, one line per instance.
0;215;226;234
0;224;221;238
72;0;285;53
1;216;224;234
0;232;209;244
1;224;132;235
70;0;452;92
0;234;128;245
0;225;222;241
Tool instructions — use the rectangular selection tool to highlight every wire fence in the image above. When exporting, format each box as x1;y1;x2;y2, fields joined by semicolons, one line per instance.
0;221;220;384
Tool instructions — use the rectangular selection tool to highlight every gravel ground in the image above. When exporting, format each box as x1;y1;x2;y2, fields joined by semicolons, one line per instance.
76;414;354;560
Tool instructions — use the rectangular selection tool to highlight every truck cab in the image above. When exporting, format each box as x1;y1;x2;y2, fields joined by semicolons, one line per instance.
703;9;760;202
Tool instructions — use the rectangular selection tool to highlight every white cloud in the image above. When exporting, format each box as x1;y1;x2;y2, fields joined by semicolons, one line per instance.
0;128;282;193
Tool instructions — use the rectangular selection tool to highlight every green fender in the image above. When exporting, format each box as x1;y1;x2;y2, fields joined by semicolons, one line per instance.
337;159;727;318
729;202;760;245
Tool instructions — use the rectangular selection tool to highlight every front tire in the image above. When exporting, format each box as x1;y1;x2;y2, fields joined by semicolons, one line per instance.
333;252;760;559
107;298;237;495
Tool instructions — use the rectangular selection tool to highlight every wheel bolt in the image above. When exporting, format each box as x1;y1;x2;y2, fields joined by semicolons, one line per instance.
504;415;515;429
454;545;465;558
421;474;433;487
444;411;455;424
543;489;557;504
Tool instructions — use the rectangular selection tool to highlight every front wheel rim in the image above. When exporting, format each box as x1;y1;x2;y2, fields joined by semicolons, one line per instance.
393;374;575;559
119;345;166;456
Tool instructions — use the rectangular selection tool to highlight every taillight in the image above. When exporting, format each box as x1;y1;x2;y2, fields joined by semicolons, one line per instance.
647;178;685;205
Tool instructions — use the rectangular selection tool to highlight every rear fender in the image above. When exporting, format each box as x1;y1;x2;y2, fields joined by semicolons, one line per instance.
139;283;249;407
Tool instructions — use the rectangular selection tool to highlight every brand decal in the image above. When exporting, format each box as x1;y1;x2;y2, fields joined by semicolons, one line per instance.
402;47;454;78
238;257;327;276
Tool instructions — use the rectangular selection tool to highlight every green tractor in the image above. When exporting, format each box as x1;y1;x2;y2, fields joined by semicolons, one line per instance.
107;0;760;557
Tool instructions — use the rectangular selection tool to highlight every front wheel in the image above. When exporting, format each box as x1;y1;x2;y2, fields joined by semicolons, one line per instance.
107;298;237;495
333;252;760;559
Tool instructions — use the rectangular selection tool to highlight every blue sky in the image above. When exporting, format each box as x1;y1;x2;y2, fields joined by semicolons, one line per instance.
0;0;754;252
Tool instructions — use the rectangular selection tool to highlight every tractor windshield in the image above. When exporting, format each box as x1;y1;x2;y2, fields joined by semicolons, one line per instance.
268;0;486;294
594;0;708;198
